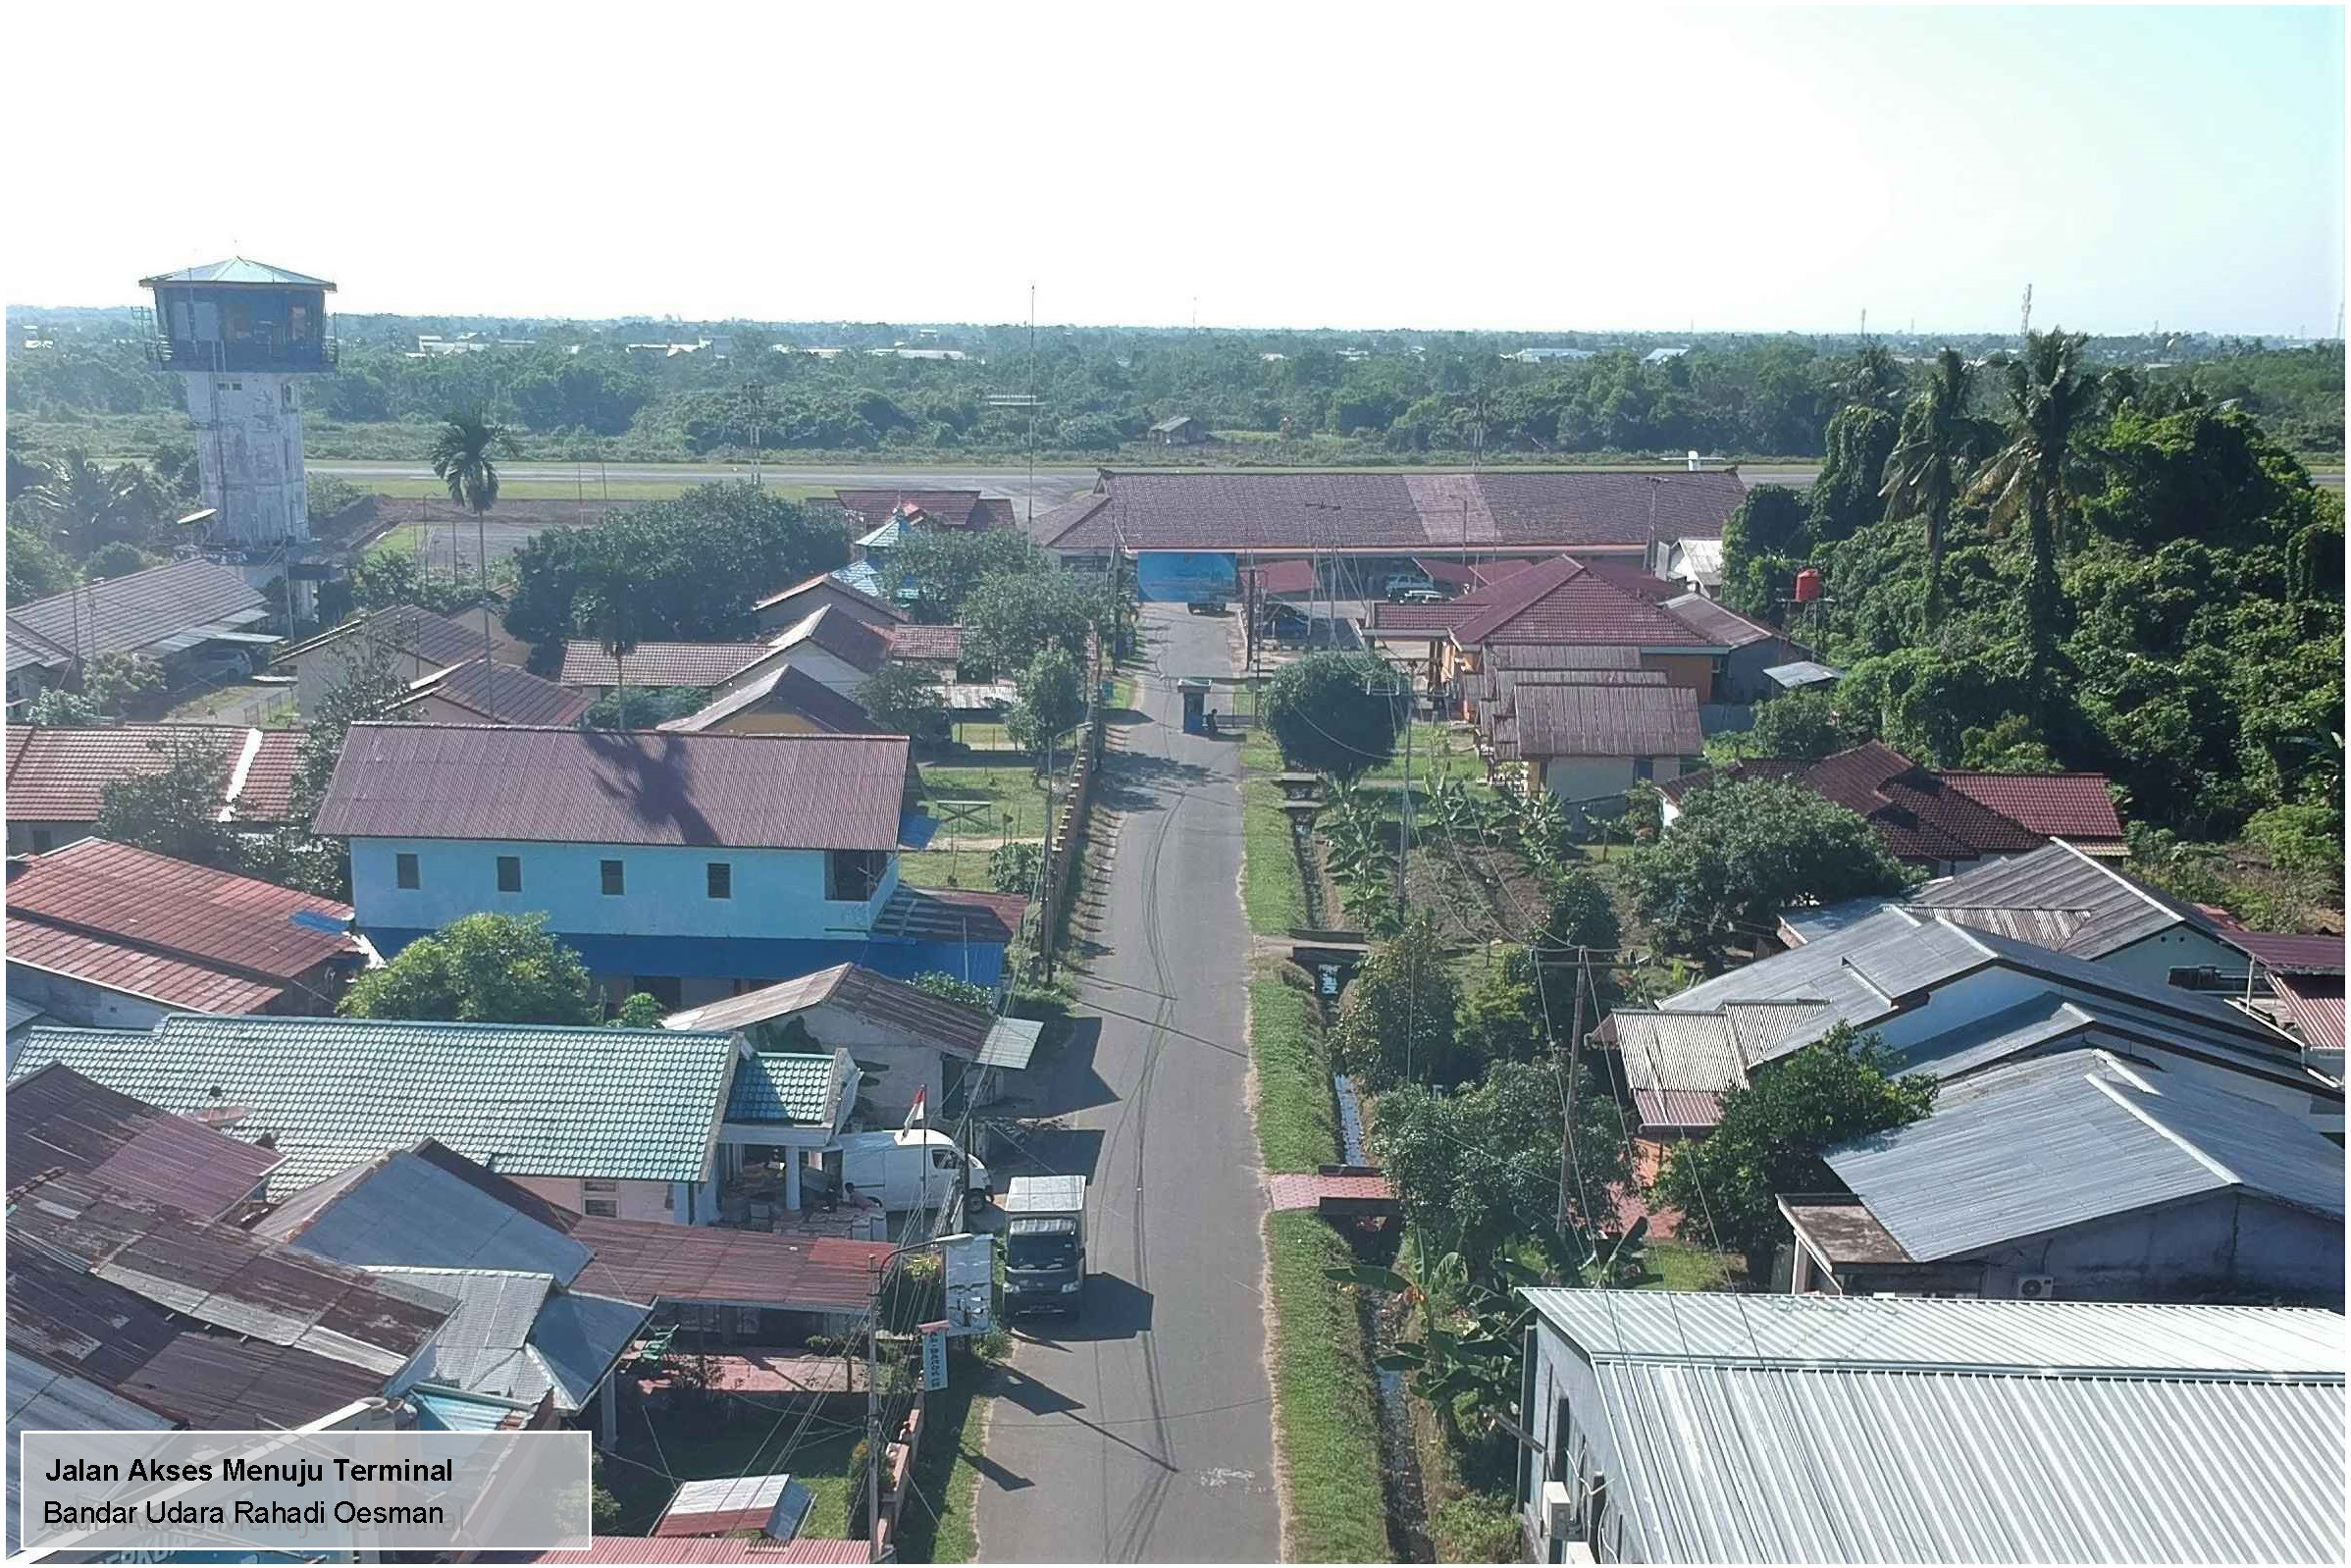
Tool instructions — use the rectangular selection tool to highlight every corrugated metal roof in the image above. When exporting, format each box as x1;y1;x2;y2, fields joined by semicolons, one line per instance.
1036;470;1746;553
1660;592;1778;649
569;1217;892;1313
1452;557;1724;649
257;1146;593;1283
658;659;879;736
1938;772;2126;843
770;605;893;675
2227;931;2347;975
977;1016;1044;1070
658;1473;808;1538
281;603;483;672
1523;1291;2345;1564
411;1386;536;1432
313;723;911;850
2276;973;2346;1055
6;722;305;824
1825;1049;2346;1261
667;963;1001;1057
9;837;359;988
726;1050;851;1125
523;1539;867;1563
9;559;268;666
528;1287;653;1408
1610;1013;1744;1095
558;640;769;688
4;916;286;1014
870;884;1024;944
755;570;908;625
11;1016;739;1189
379;1267;556;1403
1911;841;2216;959
1762;658;1841;689
7;1063;282;1222
400;657;594;727
1510;681;1701;758
7;1347;174;1551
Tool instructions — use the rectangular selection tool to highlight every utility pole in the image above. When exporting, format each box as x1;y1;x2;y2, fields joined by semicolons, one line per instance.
865;1256;883;1561
1555;948;1590;1239
2019;284;2034;345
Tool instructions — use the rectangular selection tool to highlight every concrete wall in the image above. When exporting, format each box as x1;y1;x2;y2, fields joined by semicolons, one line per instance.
175;372;311;549
509;1174;716;1226
1973;1191;2340;1304
1640;652;1719;701
348;837;898;943
6;967;173;1031
2099;927;2247;991
1541;755;1682;806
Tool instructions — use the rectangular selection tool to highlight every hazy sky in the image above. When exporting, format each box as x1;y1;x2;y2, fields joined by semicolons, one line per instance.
6;4;2342;335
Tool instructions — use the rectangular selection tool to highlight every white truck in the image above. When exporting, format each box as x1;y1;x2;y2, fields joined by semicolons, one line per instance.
1001;1175;1087;1316
829;1128;991;1214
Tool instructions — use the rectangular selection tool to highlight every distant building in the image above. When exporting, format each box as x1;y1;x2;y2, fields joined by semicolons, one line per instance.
7;558;279;708
1148;415;1208;445
388;656;593;727
6;721;305;855
1514;1290;2344;1563
1641;344;1690;365
1505;346;1595;363
275;602;493;715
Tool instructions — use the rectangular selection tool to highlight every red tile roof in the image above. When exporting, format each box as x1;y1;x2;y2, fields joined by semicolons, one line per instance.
6;723;305;824
1672;742;2046;864
569;1216;892;1313
8;1064;284;1221
401;657;594;727
5;839;360;1011
1242;559;1321;596
315;724;911;850
558;641;768;688
885;623;965;663
1035;470;1746;552
1938;771;2126;844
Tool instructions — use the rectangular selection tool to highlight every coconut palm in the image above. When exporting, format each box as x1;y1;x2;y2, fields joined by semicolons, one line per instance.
1841;340;1906;411
429;410;515;709
25;450;168;556
1971;330;2100;682
1880;348;1986;632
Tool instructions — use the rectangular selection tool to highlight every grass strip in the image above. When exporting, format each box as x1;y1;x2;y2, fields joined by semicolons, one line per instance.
1266;1210;1393;1565
1240;728;1310;935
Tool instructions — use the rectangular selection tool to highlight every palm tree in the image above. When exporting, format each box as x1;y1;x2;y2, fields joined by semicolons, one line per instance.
26;450;166;556
576;557;642;729
1842;341;1905;411
1972;330;2100;683
1880;348;1984;632
429;410;514;713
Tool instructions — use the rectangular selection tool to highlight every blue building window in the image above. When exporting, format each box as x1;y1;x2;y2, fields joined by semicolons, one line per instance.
396;853;420;890
601;860;626;896
496;856;522;893
706;862;732;900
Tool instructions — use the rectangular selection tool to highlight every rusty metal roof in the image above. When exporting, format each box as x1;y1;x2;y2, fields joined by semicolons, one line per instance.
313;723;910;849
569;1217;892;1314
399;657;595;727
7;1064;283;1221
1508;681;1701;758
664;962;1000;1057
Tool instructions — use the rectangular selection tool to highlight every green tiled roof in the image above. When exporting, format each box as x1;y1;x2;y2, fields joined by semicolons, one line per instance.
726;1051;845;1125
10;1017;736;1189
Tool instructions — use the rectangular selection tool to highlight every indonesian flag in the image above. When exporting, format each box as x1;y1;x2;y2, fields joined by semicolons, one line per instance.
904;1087;928;1130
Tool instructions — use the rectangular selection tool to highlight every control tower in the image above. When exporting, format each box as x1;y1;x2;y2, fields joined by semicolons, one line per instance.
141;257;337;612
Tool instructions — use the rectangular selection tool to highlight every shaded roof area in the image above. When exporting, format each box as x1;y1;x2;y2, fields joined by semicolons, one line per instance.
140;256;335;288
5;838;360;1013
252;1141;594;1283
397;657;594;727
753;571;909;624
559;640;769;688
11;1016;739;1189
315;723;910;850
1665;741;2046;863
279;603;483;672
1037;469;1747;553
658;661;880;736
1520;1289;2345;1564
570;1217;894;1313
725;1050;855;1126
7;1064;283;1221
377;1267;648;1413
1824;1049;2346;1261
8;558;269;666
664;962;1005;1058
770;605;893;675
1937;770;2126;844
6;722;304;823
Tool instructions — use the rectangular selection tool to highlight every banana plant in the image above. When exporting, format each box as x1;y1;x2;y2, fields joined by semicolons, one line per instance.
1330;1252;1542;1438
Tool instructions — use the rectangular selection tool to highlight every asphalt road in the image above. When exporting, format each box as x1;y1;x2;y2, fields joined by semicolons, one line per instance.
310;459;1096;516
973;605;1280;1562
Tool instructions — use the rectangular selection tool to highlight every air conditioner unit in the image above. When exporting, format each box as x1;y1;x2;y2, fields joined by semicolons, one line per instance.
1540;1481;1577;1540
2016;1274;2058;1301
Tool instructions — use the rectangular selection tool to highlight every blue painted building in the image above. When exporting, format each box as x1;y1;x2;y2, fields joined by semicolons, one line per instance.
315;724;1021;1007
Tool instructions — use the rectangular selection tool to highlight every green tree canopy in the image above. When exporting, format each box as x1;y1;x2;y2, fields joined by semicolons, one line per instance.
960;571;1098;680
1744;688;1868;762
1807;402;1899;546
1009;645;1086;756
94;733;245;872
858;663;951;745
1654;1023;1936;1270
1328;913;1467;1087
1718;483;1810;617
1263;651;1402;783
1622;778;1912;962
340;913;603;1024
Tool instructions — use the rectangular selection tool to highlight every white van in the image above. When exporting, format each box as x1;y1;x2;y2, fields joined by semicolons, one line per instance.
835;1128;992;1214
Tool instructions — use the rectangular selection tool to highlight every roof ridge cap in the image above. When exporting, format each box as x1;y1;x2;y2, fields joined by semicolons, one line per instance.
2088;1070;2242;1187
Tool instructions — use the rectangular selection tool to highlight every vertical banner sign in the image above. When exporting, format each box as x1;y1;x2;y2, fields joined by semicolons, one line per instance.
920;1323;950;1391
939;1232;995;1337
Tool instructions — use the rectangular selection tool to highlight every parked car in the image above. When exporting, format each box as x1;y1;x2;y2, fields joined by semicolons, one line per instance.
1399;587;1447;604
178;650;256;686
1187;597;1228;615
1383;573;1437;601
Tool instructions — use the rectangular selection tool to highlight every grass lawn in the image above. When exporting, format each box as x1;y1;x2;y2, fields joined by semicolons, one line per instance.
1240;728;1310;934
364;475;832;503
1639;1239;1744;1291
895;1367;987;1562
1266;1210;1392;1564
602;1394;862;1538
1354;722;1489;790
918;763;1059;842
1250;967;1338;1175
896;847;1003;891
